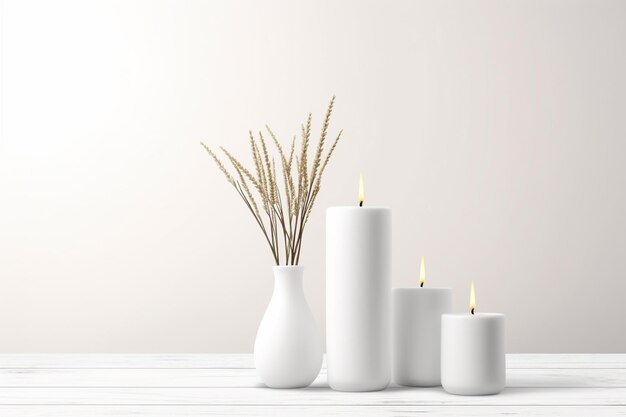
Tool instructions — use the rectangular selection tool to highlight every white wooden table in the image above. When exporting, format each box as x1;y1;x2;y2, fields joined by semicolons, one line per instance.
0;354;624;416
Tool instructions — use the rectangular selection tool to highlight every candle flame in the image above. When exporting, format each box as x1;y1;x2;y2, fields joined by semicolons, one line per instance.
358;173;364;207
419;256;425;287
470;281;476;314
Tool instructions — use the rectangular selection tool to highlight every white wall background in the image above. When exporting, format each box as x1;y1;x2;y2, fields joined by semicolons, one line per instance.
1;0;625;353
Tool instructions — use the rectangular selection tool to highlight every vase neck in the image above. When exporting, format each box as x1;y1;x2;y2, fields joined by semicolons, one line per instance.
272;266;304;295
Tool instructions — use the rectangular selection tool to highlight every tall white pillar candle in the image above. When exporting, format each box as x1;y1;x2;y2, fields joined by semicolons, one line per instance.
326;202;391;392
393;287;452;386
441;282;505;395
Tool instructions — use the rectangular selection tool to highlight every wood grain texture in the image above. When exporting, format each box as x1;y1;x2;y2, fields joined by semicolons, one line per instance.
2;386;626;406
2;406;626;417
2;353;625;368
0;354;623;416
1;368;625;388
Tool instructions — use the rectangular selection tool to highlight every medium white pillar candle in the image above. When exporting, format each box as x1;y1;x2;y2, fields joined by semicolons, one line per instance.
393;285;452;386
326;176;391;392
441;282;505;395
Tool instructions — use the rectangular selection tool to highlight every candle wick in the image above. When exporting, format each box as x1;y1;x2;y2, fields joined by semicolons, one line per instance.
471;307;475;315
359;201;363;207
420;282;424;288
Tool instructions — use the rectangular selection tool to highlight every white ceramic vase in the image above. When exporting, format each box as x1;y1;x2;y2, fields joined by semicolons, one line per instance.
254;265;322;388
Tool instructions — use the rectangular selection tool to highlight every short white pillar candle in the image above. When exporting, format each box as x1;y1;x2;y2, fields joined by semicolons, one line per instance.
441;282;505;395
393;257;452;386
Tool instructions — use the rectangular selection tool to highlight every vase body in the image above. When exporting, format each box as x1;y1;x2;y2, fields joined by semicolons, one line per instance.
254;266;323;388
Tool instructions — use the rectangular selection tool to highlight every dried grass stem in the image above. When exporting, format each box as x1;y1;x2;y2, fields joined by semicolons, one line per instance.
201;96;341;265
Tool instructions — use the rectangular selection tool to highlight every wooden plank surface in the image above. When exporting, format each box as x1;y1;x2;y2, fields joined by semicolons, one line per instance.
0;354;255;369
2;406;626;417
1;353;625;369
0;354;623;416
1;386;626;406
1;368;625;388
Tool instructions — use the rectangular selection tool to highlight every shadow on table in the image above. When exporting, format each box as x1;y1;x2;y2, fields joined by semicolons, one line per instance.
255;383;549;398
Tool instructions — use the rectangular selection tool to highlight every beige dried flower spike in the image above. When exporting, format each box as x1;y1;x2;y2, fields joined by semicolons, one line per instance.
201;96;341;265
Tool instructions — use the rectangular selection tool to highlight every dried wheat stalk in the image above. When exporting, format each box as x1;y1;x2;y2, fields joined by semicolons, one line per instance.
201;96;341;265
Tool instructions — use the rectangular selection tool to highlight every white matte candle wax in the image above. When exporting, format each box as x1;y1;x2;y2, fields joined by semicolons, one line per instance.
393;287;452;386
326;202;391;392
441;283;505;395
